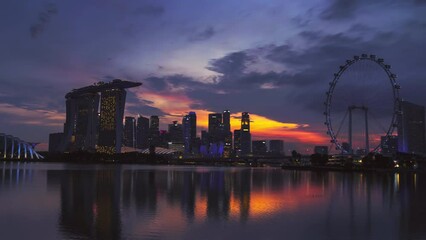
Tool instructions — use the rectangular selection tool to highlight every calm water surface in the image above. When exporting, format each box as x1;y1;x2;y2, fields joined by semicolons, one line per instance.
0;162;425;240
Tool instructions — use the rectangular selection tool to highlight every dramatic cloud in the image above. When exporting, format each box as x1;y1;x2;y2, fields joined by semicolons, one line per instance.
30;3;58;38
1;0;425;151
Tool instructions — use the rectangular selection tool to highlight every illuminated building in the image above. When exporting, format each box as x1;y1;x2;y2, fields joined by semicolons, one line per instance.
208;113;223;143
123;116;136;148
97;88;127;154
223;110;232;158
223;110;231;133
223;132;232;158
269;140;284;155
149;116;160;147
252;140;267;155
63;92;99;152
240;112;251;156
314;146;328;155
136;115;149;149
398;101;425;154
234;129;241;157
183;112;197;154
207;111;232;157
63;79;141;154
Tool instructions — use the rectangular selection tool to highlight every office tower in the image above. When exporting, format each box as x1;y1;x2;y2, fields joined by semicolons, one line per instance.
136;115;149;149
149;116;160;147
314;146;328;155
183;112;197;154
168;121;183;143
208;113;223;143
63;92;99;152
252;140;267;155
223;110;231;133
123;116;136;148
269;140;284;155
222;110;232;158
223;132;233;158
240;112;251;155
188;112;197;142
234;129;241;156
381;135;398;155
398;101;425;154
49;133;64;153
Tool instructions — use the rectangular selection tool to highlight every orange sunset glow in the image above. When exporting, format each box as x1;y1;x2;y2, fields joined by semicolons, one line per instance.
134;90;328;145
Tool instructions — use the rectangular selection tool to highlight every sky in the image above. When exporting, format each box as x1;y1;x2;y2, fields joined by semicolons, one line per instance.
0;0;425;152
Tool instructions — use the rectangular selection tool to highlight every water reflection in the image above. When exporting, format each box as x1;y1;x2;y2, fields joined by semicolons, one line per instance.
1;162;426;240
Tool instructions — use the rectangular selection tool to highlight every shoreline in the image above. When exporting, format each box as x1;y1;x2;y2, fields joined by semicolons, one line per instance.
1;158;422;173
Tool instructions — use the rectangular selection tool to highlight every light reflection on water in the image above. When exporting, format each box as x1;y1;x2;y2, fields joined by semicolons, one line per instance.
0;162;425;240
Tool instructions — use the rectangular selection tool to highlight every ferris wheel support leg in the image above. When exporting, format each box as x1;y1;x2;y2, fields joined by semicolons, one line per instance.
365;108;369;153
348;107;353;154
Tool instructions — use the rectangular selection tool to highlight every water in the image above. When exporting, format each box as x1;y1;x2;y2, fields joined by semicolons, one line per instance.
0;162;424;240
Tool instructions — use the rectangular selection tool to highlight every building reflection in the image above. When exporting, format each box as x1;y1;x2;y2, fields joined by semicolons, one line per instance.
47;167;122;240
0;162;34;189
398;173;426;239
33;164;426;239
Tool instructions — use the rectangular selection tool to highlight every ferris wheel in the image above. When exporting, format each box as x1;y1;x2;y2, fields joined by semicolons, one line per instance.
324;54;401;154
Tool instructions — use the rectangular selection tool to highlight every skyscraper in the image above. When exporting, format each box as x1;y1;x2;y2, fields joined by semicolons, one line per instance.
208;113;223;143
183;112;197;154
123;116;136;148
149;116;160;147
97;88;127;154
222;110;232;158
240;112;251;155
223;110;231;133
398;101;425;154
168;121;183;143
63;92;99;152
234;129;241;157
62;79;141;154
136;115;149;149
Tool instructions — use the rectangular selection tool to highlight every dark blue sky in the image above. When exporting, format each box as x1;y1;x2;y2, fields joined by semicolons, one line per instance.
1;0;425;151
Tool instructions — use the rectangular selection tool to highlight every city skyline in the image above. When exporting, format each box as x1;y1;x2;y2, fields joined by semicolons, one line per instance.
1;1;426;152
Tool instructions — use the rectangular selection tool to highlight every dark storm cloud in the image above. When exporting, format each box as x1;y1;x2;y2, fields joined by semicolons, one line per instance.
143;16;426;124
189;26;216;42
127;103;166;117
144;76;168;91
207;51;254;76
30;3;58;38
144;74;208;92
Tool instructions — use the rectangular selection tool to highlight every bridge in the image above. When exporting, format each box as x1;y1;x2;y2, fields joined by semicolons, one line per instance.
0;133;43;160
